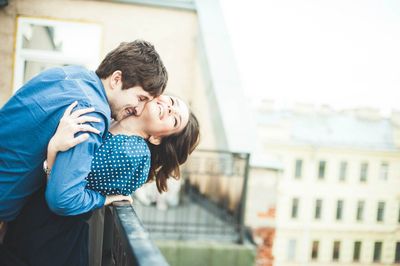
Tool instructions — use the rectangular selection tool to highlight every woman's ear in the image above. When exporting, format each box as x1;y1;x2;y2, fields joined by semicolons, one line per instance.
148;135;162;145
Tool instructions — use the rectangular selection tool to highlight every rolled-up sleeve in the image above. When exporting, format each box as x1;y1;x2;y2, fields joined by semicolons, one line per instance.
45;111;107;215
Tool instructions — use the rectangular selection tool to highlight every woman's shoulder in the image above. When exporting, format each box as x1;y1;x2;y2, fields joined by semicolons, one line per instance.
104;132;150;155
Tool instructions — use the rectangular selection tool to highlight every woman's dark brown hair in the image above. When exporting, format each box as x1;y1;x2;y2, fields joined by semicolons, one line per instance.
147;112;200;193
96;40;168;96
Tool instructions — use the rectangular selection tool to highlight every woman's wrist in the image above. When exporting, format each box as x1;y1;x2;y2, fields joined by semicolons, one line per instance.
48;138;59;154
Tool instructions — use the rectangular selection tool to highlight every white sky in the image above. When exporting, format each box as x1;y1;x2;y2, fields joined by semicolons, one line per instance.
220;0;400;115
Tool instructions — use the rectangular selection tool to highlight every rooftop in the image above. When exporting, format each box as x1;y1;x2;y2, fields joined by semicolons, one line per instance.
256;109;399;151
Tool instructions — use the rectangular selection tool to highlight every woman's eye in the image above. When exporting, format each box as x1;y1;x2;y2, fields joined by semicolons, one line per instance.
170;97;175;105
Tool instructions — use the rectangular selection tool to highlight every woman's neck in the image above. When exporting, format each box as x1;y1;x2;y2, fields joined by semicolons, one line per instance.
109;119;148;139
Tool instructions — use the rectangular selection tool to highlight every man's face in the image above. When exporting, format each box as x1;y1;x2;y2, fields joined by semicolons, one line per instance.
111;85;153;121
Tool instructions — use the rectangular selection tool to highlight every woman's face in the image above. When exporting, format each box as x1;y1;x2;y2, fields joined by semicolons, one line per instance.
140;95;189;138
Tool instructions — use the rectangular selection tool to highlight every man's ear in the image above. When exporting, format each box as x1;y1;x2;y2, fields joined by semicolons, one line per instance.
110;70;122;90
148;135;162;145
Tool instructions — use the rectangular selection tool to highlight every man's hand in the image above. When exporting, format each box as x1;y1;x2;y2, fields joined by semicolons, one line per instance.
105;195;133;205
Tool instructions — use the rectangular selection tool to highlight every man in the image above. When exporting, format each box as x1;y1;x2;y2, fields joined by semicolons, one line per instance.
0;40;167;231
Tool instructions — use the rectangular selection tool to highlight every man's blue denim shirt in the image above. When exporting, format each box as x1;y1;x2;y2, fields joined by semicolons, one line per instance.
0;66;111;221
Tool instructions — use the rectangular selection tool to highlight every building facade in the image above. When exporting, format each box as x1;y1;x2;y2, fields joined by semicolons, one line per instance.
250;104;400;266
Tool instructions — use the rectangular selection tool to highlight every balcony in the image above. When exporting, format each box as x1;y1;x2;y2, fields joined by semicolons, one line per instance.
89;150;256;266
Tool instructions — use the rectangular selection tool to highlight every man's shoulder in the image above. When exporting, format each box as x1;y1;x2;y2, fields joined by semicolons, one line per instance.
60;66;109;112
19;65;110;121
62;65;93;79
38;65;96;84
23;66;92;86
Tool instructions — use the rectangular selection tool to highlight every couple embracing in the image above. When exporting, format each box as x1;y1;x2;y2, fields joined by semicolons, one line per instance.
0;40;200;266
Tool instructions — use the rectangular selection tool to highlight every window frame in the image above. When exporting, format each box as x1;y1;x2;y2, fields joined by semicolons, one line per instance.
318;160;326;180
336;200;343;221
291;198;299;219
13;16;102;92
332;241;341;261
376;201;385;222
356;200;365;222
373;241;382;262
353;241;362;262
294;159;303;179
314;199;322;220
359;162;368;182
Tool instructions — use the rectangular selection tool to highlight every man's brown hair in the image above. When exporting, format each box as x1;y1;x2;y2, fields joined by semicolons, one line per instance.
96;40;168;96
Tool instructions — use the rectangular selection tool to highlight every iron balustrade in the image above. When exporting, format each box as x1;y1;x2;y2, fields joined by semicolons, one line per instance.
132;149;251;244
88;149;251;266
89;202;169;266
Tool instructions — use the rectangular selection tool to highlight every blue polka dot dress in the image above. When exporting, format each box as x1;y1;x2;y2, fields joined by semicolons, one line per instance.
85;132;150;196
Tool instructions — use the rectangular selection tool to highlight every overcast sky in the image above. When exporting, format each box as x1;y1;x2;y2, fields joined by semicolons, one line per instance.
220;0;400;115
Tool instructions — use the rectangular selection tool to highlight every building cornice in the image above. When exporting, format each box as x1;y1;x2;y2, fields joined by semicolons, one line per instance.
105;0;196;11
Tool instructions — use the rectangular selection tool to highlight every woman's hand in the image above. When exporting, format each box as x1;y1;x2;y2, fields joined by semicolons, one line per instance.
104;195;133;205
48;101;101;153
45;101;102;176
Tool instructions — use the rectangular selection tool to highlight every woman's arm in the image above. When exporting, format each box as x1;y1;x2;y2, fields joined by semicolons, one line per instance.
46;101;101;170
46;101;133;207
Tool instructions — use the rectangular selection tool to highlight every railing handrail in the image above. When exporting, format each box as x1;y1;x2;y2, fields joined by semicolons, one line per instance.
89;203;170;266
110;202;170;266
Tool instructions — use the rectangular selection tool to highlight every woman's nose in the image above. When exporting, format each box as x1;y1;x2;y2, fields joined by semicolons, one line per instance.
167;105;176;115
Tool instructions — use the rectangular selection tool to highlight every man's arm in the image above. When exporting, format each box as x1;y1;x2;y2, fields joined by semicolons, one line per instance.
45;111;107;216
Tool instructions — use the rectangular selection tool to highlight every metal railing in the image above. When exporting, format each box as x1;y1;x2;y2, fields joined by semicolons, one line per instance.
88;149;251;265
132;149;251;243
89;202;169;266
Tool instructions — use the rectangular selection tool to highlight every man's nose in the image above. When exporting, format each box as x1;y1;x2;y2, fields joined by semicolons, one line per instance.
134;101;146;116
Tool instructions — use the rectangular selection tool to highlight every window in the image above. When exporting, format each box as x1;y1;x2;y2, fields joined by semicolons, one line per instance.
339;161;347;181
377;202;385;222
336;200;343;221
318;161;326;180
395;242;400;263
287;239;296;261
314;199;322;220
291;198;299;219
14;17;101;91
379;162;389;181
373;242;382;262
311;241;319;260
332;241;340;261
356;201;364;221
353;241;361;262
295;159;302;179
360;162;368;182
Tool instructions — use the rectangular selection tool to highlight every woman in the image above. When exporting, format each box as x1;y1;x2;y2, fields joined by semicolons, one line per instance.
3;95;200;266
48;94;199;198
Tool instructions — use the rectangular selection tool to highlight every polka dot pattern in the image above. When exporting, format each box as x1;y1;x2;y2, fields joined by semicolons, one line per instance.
86;132;150;196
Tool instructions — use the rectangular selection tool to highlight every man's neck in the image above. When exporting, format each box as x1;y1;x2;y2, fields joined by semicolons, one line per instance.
101;78;112;103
